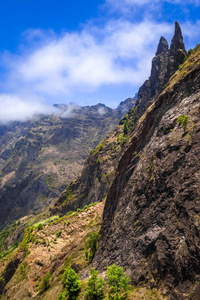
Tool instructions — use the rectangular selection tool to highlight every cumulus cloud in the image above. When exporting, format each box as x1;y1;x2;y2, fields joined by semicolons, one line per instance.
2;20;172;100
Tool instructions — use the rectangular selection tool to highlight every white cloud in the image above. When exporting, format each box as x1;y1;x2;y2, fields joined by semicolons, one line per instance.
182;20;200;43
106;0;200;9
0;94;57;123
3;20;172;100
0;94;85;123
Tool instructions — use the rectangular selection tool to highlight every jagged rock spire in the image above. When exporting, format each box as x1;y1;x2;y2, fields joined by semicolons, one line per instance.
170;21;186;55
168;21;187;76
133;22;187;119
156;36;169;56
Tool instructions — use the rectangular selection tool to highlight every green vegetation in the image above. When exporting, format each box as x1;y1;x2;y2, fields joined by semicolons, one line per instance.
19;262;28;279
107;265;130;300
20;227;34;256
90;149;94;156
96;157;101;165
84;268;105;300
56;230;62;238
60;267;81;300
123;119;129;136
66;189;73;201
0;220;20;253
33;215;59;228
38;272;51;294
85;231;99;262
186;133;192;144
37;223;43;230
65;203;100;219
98;143;103;151
177;115;189;132
183;48;193;62
117;134;125;146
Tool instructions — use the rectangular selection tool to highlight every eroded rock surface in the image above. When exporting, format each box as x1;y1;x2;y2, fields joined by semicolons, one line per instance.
94;45;200;299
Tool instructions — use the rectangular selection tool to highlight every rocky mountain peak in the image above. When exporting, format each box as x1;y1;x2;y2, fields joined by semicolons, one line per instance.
156;36;169;55
136;22;186;119
170;21;186;54
168;21;187;74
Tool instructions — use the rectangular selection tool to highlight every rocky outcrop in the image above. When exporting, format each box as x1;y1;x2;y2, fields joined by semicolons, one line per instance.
168;21;187;76
135;22;187;118
94;44;200;299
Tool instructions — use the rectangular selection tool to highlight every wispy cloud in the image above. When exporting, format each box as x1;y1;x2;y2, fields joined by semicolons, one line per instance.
0;94;80;123
0;94;57;123
106;0;200;9
2;20;172;99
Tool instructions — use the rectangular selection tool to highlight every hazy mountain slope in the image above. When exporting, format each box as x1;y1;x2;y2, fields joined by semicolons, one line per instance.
51;22;186;219
0;98;135;229
94;44;200;299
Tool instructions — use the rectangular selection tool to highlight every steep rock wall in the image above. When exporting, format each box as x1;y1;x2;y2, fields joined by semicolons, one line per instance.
94;45;200;299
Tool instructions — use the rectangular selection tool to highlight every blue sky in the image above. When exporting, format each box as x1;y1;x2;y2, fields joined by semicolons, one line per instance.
0;0;200;122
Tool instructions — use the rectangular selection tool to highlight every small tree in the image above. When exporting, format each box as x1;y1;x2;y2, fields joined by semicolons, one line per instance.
107;265;130;300
98;143;103;151
86;232;99;262
64;267;81;300
58;293;66;300
123;120;129;136
96;157;101;165
84;268;105;300
177;115;189;132
38;272;51;294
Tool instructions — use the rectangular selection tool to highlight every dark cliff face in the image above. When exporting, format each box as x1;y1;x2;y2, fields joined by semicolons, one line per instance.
94;45;200;298
136;22;187;118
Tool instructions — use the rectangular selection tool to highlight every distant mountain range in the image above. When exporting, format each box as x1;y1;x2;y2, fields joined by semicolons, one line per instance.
0;97;136;228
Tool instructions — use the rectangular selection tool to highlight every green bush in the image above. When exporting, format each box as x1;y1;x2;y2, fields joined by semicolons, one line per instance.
107;265;130;300
84;268;105;300
90;149;94;156
56;230;62;238
37;223;43;230
177;115;189;132
123;120;129;136
63;267;81;300
96;157;101;165
38;272;51;294
58;293;66;300
86;232;99;262
183;48;193;62
98;143;103;151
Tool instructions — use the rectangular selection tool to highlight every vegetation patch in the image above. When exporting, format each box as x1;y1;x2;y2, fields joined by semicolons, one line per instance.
177;115;189;132
85;231;99;263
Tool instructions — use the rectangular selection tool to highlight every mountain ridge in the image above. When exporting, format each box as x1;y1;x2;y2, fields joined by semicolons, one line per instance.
0;97;136;229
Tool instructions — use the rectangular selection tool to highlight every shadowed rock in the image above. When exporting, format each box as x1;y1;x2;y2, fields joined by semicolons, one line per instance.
135;22;187;119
